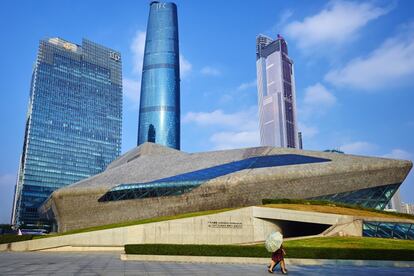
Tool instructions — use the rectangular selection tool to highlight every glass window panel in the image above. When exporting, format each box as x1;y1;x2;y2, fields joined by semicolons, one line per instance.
363;222;414;240
99;154;330;202
310;183;400;210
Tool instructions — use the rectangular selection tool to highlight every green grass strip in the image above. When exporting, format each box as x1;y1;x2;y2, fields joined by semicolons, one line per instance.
285;236;414;249
125;237;414;261
34;208;234;239
262;198;414;220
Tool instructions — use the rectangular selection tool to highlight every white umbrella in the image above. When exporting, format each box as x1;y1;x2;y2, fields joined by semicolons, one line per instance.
265;231;283;252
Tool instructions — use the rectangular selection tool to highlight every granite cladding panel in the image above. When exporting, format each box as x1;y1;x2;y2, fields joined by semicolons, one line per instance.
44;143;412;232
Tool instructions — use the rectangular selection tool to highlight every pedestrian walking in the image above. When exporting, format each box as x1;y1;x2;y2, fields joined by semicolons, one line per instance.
268;244;288;274
265;231;288;274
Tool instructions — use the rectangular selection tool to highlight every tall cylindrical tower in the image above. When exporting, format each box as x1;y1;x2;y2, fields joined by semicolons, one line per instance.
138;1;180;150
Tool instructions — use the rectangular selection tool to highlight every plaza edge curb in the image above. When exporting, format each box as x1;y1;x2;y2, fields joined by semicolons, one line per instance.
120;254;414;268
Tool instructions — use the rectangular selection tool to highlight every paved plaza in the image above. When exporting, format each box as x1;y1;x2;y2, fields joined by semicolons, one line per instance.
0;252;413;275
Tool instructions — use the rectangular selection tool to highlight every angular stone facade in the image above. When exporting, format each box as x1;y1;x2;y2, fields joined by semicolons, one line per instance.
40;143;412;232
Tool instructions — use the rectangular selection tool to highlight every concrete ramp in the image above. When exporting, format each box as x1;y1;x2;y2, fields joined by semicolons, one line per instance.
252;206;354;225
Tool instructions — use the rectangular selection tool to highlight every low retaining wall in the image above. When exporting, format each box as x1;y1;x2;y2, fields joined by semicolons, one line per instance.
0;207;278;252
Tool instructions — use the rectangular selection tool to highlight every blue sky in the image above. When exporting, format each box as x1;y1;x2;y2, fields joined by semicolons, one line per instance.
1;0;414;223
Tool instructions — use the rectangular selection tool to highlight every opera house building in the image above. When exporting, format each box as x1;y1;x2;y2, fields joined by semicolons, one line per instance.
40;143;412;233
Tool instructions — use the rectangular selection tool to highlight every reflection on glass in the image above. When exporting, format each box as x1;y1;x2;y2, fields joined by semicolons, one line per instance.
310;183;400;210
363;221;414;240
99;154;331;202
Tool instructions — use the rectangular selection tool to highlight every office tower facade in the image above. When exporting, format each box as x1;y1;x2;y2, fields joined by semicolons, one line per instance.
11;38;122;230
386;188;402;212
256;34;299;148
298;132;303;150
401;202;414;214
137;1;180;150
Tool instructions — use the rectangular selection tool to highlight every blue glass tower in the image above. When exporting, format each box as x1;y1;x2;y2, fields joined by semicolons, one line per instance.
138;1;180;150
11;38;122;230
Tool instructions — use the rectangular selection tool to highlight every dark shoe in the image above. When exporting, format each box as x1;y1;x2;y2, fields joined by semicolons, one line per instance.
267;269;274;273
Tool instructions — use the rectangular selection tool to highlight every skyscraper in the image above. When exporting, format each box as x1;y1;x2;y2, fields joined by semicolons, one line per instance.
11;38;122;230
137;1;180;150
256;34;299;148
386;188;402;212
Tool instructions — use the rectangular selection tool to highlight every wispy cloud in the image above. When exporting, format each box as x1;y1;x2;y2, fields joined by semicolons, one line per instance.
325;23;414;91
296;83;336;148
299;83;336;119
303;82;336;108
339;141;378;156
217;79;257;104
383;149;412;160
183;108;257;131
210;130;259;150
126;30;192;109
268;9;294;34
180;54;192;78
284;1;391;51
277;10;294;29
201;66;221;76
123;78;140;108
298;122;319;139
124;30;146;109
237;80;256;91
183;107;259;150
130;31;146;74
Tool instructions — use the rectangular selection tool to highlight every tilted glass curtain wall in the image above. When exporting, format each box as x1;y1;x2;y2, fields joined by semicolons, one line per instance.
363;221;414;240
138;1;180;150
99;154;331;202
11;38;122;229
310;183;401;210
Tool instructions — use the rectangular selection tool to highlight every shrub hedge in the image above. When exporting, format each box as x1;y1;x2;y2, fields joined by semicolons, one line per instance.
0;234;33;244
125;244;267;258
124;243;414;261
0;224;12;231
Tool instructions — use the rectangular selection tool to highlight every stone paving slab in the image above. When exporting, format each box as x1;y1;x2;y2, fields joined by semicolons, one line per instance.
121;254;414;268
0;252;413;275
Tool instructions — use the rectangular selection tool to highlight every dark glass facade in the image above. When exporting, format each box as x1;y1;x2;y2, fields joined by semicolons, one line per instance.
138;1;180;150
256;37;279;60
280;38;295;148
363;221;414;240
99;154;331;202
310;183;400;210
12;38;122;229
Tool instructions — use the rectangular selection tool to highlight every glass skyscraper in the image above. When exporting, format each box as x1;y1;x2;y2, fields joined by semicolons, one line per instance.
137;1;180;150
11;38;122;230
256;34;299;148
